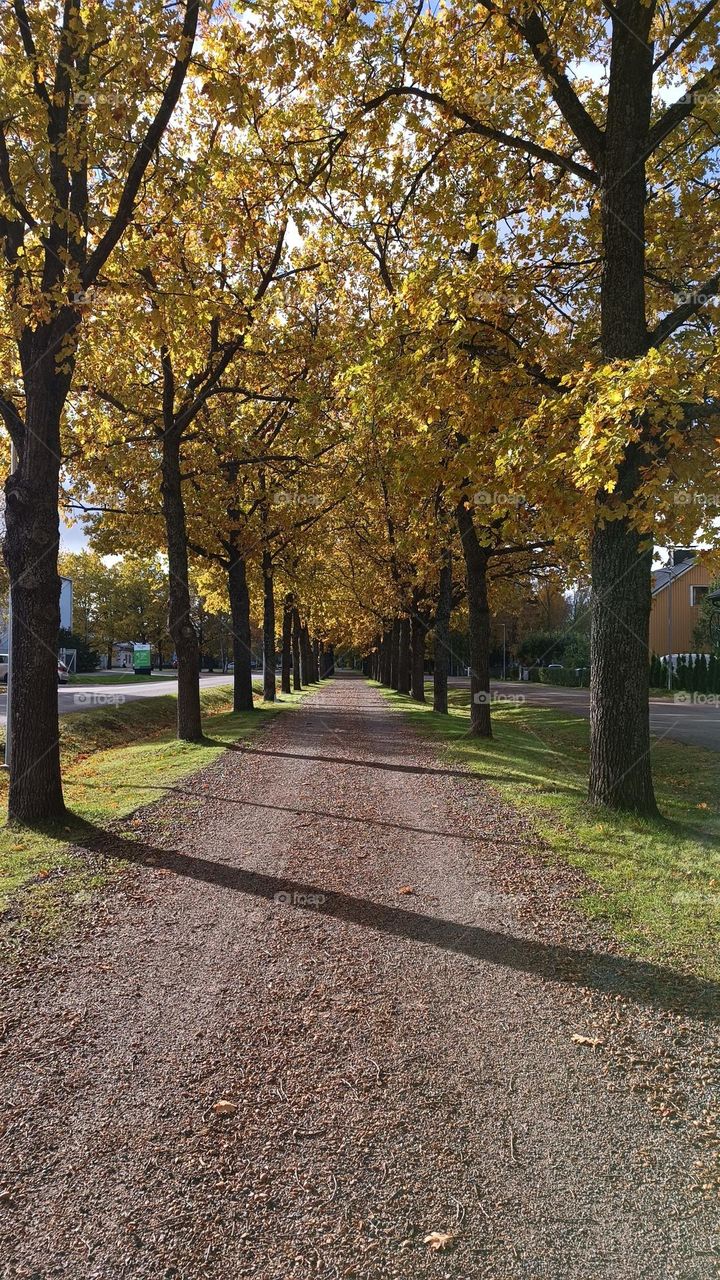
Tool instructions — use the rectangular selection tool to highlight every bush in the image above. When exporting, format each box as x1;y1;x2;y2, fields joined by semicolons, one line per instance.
538;666;590;688
58;627;100;673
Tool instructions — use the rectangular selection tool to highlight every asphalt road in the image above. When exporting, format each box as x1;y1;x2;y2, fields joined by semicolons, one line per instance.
0;673;238;725
446;677;720;751
2;672;718;751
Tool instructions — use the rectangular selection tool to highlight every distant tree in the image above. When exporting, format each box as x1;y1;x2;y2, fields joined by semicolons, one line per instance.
516;630;566;669
58;627;99;674
692;584;720;656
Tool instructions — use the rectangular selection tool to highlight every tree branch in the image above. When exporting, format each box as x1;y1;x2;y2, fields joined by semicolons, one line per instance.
648;268;720;345
82;0;199;286
360;86;599;185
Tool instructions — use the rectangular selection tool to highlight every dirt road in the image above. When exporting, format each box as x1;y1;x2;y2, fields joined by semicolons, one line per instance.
1;677;717;1278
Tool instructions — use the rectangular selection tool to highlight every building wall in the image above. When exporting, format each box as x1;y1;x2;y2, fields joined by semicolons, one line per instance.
649;562;712;655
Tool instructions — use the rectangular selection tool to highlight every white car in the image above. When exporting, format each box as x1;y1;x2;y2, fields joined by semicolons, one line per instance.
1;655;69;683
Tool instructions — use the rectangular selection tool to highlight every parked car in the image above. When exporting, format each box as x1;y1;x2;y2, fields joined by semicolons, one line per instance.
1;655;70;684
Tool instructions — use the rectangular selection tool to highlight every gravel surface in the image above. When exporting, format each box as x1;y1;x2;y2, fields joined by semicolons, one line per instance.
1;675;718;1279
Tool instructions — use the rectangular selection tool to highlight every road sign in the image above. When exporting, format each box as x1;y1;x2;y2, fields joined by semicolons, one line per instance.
133;644;152;674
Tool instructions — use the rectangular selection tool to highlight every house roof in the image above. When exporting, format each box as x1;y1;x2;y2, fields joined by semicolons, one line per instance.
651;556;697;595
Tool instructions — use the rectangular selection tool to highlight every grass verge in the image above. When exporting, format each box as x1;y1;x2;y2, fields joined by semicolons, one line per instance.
0;683;306;953
374;682;720;981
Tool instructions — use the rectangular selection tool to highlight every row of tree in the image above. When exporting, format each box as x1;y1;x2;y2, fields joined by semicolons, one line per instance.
2;0;719;823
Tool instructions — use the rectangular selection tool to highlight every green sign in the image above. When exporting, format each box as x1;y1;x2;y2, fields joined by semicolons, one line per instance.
133;644;152;673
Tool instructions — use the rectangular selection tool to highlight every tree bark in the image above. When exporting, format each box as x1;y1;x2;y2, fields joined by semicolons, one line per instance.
281;593;293;694
227;552;254;712
410;601;428;702
433;550;452;714
397;617;411;694
291;606;302;690
456;502;491;737
262;549;276;702
589;6;657;813
589;463;656;813
3;355;67;821
381;628;392;685
390;619;400;688
161;431;202;741
300;623;314;685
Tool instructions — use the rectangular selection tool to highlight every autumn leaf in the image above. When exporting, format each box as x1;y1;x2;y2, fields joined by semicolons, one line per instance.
424;1230;455;1251
212;1100;238;1117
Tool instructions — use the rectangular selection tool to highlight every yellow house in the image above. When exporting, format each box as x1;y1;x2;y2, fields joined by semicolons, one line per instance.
649;551;712;656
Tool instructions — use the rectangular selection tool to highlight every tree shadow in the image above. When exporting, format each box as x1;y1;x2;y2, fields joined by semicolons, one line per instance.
75;781;529;846
60;816;720;1020
204;740;478;780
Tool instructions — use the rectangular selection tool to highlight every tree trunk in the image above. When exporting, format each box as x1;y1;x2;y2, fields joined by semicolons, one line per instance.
227;552;254;712
313;637;321;681
589;474;656;813
456;502;491;737
262;549;276;702
291;606;302;690
161;432;202;741
397;616;411;694
281;593;293;694
433;550;452;714
410;602;428;702
327;645;335;677
381;628;392;685
300;623;314;685
390;619;400;688
3;360;67;821
589;7;657;813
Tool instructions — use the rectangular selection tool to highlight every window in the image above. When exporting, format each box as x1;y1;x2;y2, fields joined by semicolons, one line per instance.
690;585;709;608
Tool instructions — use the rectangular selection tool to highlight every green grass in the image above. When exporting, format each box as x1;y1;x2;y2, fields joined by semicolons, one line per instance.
0;682;305;953
375;682;720;980
67;670;178;685
66;670;261;685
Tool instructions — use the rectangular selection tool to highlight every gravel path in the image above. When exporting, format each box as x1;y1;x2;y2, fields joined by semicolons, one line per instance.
1;676;718;1279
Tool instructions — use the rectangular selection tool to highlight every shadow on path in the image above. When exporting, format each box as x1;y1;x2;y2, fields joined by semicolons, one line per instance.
77;782;528;846
208;741;498;782
64;817;720;1021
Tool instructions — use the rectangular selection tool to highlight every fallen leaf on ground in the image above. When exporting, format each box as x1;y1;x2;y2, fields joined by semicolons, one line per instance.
212;1099;238;1116
571;1034;605;1048
397;885;415;895
424;1231;455;1251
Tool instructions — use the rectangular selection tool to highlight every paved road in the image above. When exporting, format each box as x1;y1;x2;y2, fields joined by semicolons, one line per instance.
0;673;240;725
1;678;715;1278
2;671;718;750
443;678;720;751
